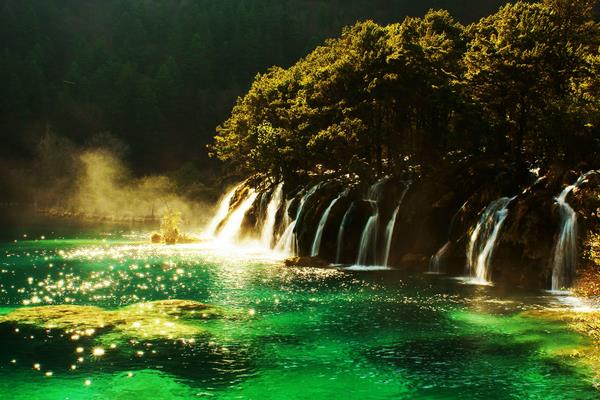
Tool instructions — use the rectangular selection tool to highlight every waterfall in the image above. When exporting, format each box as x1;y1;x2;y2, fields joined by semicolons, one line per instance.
260;183;284;249
354;178;389;266
216;189;258;243
274;183;322;254
254;192;270;230
203;184;241;238
551;171;598;290
382;182;411;267
311;189;348;257
429;242;450;274
275;221;297;254
356;201;379;266
282;198;293;228
428;201;468;273
335;203;355;264
466;196;515;284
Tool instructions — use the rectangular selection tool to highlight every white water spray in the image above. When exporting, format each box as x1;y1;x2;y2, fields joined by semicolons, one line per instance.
354;178;389;266
382;182;411;267
551;171;598;290
260;183;284;249
202;184;241;238
311;189;348;257
216;189;258;243
466;196;515;284
274;183;322;254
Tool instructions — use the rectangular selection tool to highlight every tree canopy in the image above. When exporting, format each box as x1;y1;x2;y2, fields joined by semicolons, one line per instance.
211;0;600;184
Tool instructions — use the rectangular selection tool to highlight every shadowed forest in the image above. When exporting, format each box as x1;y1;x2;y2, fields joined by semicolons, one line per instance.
0;0;507;206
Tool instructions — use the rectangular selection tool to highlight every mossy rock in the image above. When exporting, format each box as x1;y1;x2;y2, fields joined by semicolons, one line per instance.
0;300;224;343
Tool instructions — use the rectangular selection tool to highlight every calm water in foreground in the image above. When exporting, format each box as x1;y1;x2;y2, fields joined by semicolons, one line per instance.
0;219;598;399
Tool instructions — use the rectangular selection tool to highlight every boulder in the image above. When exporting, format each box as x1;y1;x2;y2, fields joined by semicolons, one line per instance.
284;256;330;268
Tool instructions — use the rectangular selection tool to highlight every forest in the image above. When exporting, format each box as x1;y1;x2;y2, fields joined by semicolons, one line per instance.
212;0;600;187
0;0;506;190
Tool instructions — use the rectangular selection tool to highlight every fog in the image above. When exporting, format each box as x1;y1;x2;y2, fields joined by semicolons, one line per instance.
0;132;210;228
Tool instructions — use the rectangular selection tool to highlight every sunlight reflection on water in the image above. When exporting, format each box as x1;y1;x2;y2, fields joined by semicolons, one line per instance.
1;233;599;399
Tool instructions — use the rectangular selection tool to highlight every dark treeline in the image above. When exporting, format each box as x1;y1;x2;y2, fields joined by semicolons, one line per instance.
0;0;507;180
212;0;600;186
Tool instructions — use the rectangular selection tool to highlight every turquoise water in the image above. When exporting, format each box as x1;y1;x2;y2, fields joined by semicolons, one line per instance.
0;222;598;399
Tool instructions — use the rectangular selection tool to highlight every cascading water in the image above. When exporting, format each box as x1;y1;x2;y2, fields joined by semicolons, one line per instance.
311;189;349;257
260;183;284;249
216;189;258;243
551;171;598;291
428;201;468;273
202;184;241;238
429;242;450;274
355;178;388;266
275;221;296;254
282;198;293;228
466;196;515;284
274;183;322;254
356;201;379;266
335;203;355;264
254;192;270;230
382;182;411;267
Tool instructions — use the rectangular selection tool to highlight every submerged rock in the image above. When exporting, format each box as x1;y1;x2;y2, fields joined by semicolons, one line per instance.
0;300;223;342
524;309;600;374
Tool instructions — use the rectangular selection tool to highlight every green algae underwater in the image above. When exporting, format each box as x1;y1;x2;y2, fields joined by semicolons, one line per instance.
0;221;599;400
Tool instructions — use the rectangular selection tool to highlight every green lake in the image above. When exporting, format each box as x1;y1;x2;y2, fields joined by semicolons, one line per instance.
0;220;597;399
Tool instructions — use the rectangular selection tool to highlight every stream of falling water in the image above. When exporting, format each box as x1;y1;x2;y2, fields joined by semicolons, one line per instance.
202;184;242;238
335;203;355;264
382;182;411;267
429;201;468;273
311;189;349;257
551;170;598;291
260;183;284;249
466;196;515;284
275;183;322;254
355;178;389;266
216;189;258;242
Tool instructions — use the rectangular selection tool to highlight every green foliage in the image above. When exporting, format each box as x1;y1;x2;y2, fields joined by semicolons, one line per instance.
463;0;600;164
211;0;600;182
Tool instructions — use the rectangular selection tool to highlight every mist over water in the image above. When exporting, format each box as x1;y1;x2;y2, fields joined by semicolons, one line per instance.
0;132;209;227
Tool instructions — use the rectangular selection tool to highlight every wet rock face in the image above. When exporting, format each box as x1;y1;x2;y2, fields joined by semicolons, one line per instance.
218;164;598;289
487;171;600;289
387;178;448;268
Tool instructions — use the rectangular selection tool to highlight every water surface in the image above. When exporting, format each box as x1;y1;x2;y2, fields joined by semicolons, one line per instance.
0;221;597;399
